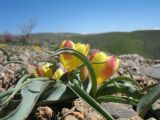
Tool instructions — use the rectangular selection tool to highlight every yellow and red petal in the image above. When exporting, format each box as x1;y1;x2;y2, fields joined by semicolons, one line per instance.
60;40;75;49
85;44;90;56
75;43;90;56
60;40;76;71
60;55;73;72
98;56;120;84
52;68;64;80
89;50;120;84
90;51;108;79
89;49;99;61
35;65;44;77
80;66;89;82
60;41;90;72
34;63;53;78
90;50;107;63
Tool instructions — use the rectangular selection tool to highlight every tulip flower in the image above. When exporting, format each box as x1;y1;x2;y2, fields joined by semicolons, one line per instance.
75;43;90;56
89;50;120;84
60;40;75;72
60;40;75;49
80;66;89;82
52;68;64;80
34;63;53;78
72;43;90;69
60;40;90;72
34;63;64;80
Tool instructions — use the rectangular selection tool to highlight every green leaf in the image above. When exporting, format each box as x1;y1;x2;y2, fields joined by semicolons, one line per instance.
0;48;10;63
67;80;115;120
51;48;97;97
142;83;159;91
96;95;138;106
0;100;21;118
4;61;25;66
137;83;160;118
96;79;142;99
0;74;32;106
82;76;92;94
0;88;14;100
105;77;141;89
37;82;76;105
150;103;160;119
0;80;50;120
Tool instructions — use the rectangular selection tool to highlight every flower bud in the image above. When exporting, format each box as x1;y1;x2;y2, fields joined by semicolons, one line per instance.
34;63;53;78
60;40;75;72
52;68;64;80
60;40;75;49
80;66;89;82
60;40;90;72
89;50;120;84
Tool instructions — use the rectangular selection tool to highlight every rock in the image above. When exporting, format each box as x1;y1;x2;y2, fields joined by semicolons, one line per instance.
101;102;138;119
85;111;104;120
25;63;35;73
154;64;160;67
61;99;104;120
153;60;160;64
129;116;143;120
116;116;142;120
150;99;160;119
134;75;157;88
35;106;55;120
0;80;2;88
116;118;129;120
0;64;4;72
140;66;160;80
63;115;79;120
0;87;5;92
126;60;140;74
147;118;157;120
61;108;70;115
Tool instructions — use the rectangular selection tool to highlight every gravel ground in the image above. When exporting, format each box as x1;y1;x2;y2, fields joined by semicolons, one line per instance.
0;47;160;120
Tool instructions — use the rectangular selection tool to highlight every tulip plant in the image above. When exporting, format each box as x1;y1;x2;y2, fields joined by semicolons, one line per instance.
0;40;160;120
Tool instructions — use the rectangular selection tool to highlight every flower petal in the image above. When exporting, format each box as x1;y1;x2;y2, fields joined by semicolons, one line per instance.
89;50;120;84
80;66;89;82
52;68;64;80
60;40;90;72
34;63;53;78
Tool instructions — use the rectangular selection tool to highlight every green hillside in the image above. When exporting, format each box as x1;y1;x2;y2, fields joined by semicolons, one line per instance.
1;30;160;59
69;30;160;59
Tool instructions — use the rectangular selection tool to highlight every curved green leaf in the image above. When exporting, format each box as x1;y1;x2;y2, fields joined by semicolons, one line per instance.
0;88;14;100
150;103;160;119
142;83;159;91
137;83;160;118
82;76;92;94
0;74;32;106
0;80;50;120
0;48;10;63
96;95;138;106
4;61;25;66
67;80;114;120
105;77;141;89
51;48;97;97
96;80;142;99
0;100;21;118
37;83;76;105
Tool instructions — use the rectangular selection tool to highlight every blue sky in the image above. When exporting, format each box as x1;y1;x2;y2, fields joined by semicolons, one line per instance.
0;0;160;34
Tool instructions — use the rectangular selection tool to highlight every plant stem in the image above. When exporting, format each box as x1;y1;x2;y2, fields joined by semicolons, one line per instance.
50;48;97;97
68;81;115;120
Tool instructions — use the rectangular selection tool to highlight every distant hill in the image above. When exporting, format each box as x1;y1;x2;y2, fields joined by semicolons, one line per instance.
31;30;160;59
69;30;160;59
1;30;160;59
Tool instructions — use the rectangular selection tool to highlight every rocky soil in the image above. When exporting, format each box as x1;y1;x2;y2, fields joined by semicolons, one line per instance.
0;47;160;120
